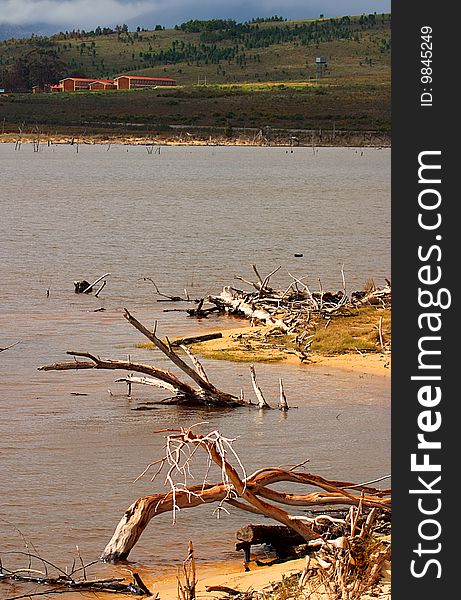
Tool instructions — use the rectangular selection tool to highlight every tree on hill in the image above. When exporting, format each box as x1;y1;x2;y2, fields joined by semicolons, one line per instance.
1;48;69;91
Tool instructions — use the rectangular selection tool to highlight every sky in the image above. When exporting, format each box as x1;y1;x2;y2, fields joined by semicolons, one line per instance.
0;0;391;29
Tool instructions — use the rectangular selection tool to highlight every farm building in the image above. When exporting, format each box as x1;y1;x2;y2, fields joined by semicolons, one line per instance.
88;80;116;90
33;75;177;93
114;75;176;89
59;77;100;92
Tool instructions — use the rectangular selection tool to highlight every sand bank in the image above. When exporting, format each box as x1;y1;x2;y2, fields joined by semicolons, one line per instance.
184;324;391;377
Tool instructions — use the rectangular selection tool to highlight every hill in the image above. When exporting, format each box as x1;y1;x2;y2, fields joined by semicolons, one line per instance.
0;15;390;88
0;14;390;139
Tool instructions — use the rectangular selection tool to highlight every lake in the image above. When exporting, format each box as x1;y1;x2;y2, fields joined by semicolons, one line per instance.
0;143;390;597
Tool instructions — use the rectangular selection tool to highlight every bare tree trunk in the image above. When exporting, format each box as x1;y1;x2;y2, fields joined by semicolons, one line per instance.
39;310;243;407
100;428;390;562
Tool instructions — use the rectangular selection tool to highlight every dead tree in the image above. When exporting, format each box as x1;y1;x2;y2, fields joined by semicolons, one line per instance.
39;309;242;408
39;310;290;409
100;427;390;562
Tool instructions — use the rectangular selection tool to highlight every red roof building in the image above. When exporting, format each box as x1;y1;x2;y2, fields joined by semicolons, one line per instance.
39;75;177;94
59;77;99;92
114;75;176;90
88;79;116;90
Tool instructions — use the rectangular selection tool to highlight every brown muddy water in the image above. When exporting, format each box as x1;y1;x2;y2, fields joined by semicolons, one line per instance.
0;144;390;598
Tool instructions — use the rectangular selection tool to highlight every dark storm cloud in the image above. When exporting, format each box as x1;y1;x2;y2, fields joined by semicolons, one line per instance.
0;0;391;28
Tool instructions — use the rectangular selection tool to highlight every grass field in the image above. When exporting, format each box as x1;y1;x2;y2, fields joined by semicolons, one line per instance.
0;80;390;136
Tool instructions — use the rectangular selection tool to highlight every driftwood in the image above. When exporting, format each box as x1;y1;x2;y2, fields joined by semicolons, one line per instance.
142;277;199;303
39;311;291;409
39;309;242;408
170;332;223;347
208;286;289;332
74;273;111;294
191;267;392;340
0;341;21;353
249;364;271;409
100;427;390;562
0;552;153;597
177;541;197;600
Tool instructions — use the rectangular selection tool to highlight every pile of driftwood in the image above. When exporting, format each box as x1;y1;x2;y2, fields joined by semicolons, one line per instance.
207;266;390;333
100;426;391;573
0;553;154;598
146;266;391;328
144;267;391;361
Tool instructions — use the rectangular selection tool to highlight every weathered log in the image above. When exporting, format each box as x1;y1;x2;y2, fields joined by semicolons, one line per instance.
208;287;288;331
186;305;219;317
101;484;227;561
236;524;305;546
170;332;223;346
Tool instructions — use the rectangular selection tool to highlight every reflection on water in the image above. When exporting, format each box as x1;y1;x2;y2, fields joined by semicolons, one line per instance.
0;144;390;597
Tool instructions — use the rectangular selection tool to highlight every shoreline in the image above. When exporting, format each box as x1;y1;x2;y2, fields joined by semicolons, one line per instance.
138;553;391;600
0;132;391;148
180;323;391;377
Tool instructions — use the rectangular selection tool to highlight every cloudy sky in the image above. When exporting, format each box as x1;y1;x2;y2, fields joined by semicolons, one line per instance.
0;0;391;29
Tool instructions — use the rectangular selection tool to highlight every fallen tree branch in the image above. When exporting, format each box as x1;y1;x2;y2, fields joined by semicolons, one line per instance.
142;277;198;303
123;309;240;406
0;552;154;597
38;312;243;408
82;272;111;294
171;333;223;347
100;427;391;562
0;341;21;353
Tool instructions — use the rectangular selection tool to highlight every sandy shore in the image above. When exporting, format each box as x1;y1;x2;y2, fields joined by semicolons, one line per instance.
142;554;391;600
0;133;268;146
184;324;391;377
0;132;391;148
153;558;306;599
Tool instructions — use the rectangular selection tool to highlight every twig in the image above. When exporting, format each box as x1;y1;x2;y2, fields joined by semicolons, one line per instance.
0;341;21;353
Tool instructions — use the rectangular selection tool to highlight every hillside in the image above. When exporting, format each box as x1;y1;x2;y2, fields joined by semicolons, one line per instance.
0;14;390;138
0;15;390;88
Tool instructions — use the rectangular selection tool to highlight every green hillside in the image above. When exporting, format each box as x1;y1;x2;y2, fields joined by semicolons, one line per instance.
0;14;390;89
0;14;390;138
